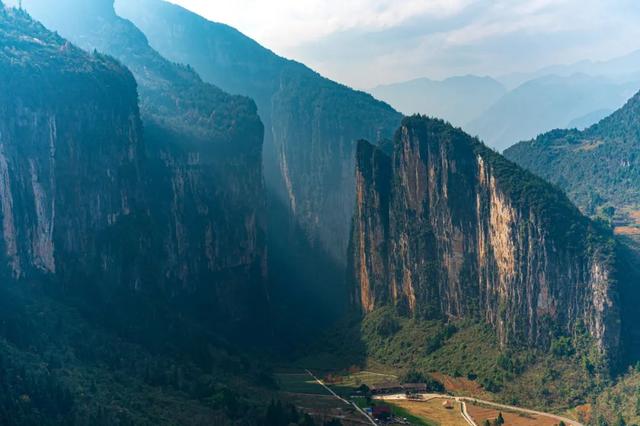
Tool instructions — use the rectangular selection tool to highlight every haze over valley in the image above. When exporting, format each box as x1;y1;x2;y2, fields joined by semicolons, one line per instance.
0;1;639;426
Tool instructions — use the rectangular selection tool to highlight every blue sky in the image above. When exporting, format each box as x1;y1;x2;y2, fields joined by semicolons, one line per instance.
171;0;639;88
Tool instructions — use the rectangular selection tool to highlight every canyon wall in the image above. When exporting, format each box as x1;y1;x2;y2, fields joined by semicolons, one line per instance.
4;1;269;329
0;6;143;286
350;116;624;363
115;0;403;265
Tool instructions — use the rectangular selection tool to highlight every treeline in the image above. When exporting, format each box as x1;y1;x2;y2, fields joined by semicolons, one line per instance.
260;400;342;426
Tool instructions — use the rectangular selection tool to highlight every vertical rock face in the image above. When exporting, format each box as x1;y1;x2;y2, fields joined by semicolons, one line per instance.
350;116;624;363
9;0;269;329
0;6;142;284
269;70;401;260
114;0;403;264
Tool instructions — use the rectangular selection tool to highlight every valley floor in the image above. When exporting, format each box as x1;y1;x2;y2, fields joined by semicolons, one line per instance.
275;367;583;426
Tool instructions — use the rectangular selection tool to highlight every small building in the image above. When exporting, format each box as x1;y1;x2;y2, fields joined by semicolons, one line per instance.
402;383;428;394
372;406;392;420
370;383;404;395
442;400;454;410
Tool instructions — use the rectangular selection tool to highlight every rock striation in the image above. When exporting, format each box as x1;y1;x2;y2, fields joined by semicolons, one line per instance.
350;116;627;364
1;1;268;330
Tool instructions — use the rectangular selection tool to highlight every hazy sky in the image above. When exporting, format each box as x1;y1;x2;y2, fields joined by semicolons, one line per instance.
170;0;640;89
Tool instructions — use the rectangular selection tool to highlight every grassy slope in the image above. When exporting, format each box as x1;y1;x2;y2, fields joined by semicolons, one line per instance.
301;307;609;417
592;367;640;425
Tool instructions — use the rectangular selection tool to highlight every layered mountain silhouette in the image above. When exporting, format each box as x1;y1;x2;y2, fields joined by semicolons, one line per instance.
2;0;640;424
468;74;640;151
370;75;506;127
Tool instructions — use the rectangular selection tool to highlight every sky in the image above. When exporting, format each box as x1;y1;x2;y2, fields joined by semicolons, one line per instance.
169;0;640;89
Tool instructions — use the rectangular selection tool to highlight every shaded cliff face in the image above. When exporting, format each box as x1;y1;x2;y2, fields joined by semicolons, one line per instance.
0;6;142;285
350;116;625;364
18;0;268;328
115;0;403;266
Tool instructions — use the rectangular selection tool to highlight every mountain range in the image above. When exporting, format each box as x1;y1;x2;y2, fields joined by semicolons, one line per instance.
114;0;404;329
467;73;640;151
370;52;640;152
499;49;640;90
370;75;506;128
505;90;640;235
1;0;640;425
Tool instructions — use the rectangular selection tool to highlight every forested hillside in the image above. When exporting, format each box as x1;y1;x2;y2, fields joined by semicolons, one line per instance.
505;91;640;236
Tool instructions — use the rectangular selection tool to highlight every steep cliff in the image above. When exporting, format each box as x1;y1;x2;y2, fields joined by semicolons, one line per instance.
115;0;403;266
350;116;628;365
0;5;143;286
0;6;270;423
18;0;269;327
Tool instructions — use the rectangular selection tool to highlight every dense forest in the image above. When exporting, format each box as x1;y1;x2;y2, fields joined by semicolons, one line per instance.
2;1;640;425
505;91;640;220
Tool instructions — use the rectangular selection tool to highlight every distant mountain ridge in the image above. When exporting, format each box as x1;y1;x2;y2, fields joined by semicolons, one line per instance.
467;73;640;151
505;90;640;223
367;66;640;152
370;75;506;127
499;49;640;89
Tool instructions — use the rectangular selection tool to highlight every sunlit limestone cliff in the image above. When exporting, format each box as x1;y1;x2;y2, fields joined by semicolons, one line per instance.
349;116;631;366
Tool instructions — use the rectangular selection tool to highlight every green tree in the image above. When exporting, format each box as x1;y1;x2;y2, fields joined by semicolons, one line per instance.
402;370;427;383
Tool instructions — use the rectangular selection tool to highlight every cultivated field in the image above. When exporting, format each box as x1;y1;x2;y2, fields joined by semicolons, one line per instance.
275;371;329;395
275;370;371;425
282;393;368;425
467;403;561;426
388;399;469;426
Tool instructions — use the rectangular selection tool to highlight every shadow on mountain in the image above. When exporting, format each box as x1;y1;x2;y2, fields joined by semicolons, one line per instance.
266;187;350;345
616;237;640;370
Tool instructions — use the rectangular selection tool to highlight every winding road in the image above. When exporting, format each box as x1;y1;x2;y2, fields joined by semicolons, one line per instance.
304;369;582;426
305;369;377;426
376;393;583;426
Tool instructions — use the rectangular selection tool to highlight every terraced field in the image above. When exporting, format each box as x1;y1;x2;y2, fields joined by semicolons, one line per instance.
275;371;329;395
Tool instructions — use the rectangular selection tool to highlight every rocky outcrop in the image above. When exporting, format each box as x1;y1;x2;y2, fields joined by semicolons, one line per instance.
5;1;269;329
350;116;624;363
0;6;143;285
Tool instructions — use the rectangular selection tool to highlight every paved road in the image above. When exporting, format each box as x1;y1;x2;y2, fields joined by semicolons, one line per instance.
375;393;583;426
305;369;378;426
458;396;582;426
377;394;476;425
304;370;582;426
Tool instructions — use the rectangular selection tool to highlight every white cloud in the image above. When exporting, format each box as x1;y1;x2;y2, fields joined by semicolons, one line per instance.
169;0;640;88
169;0;472;49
